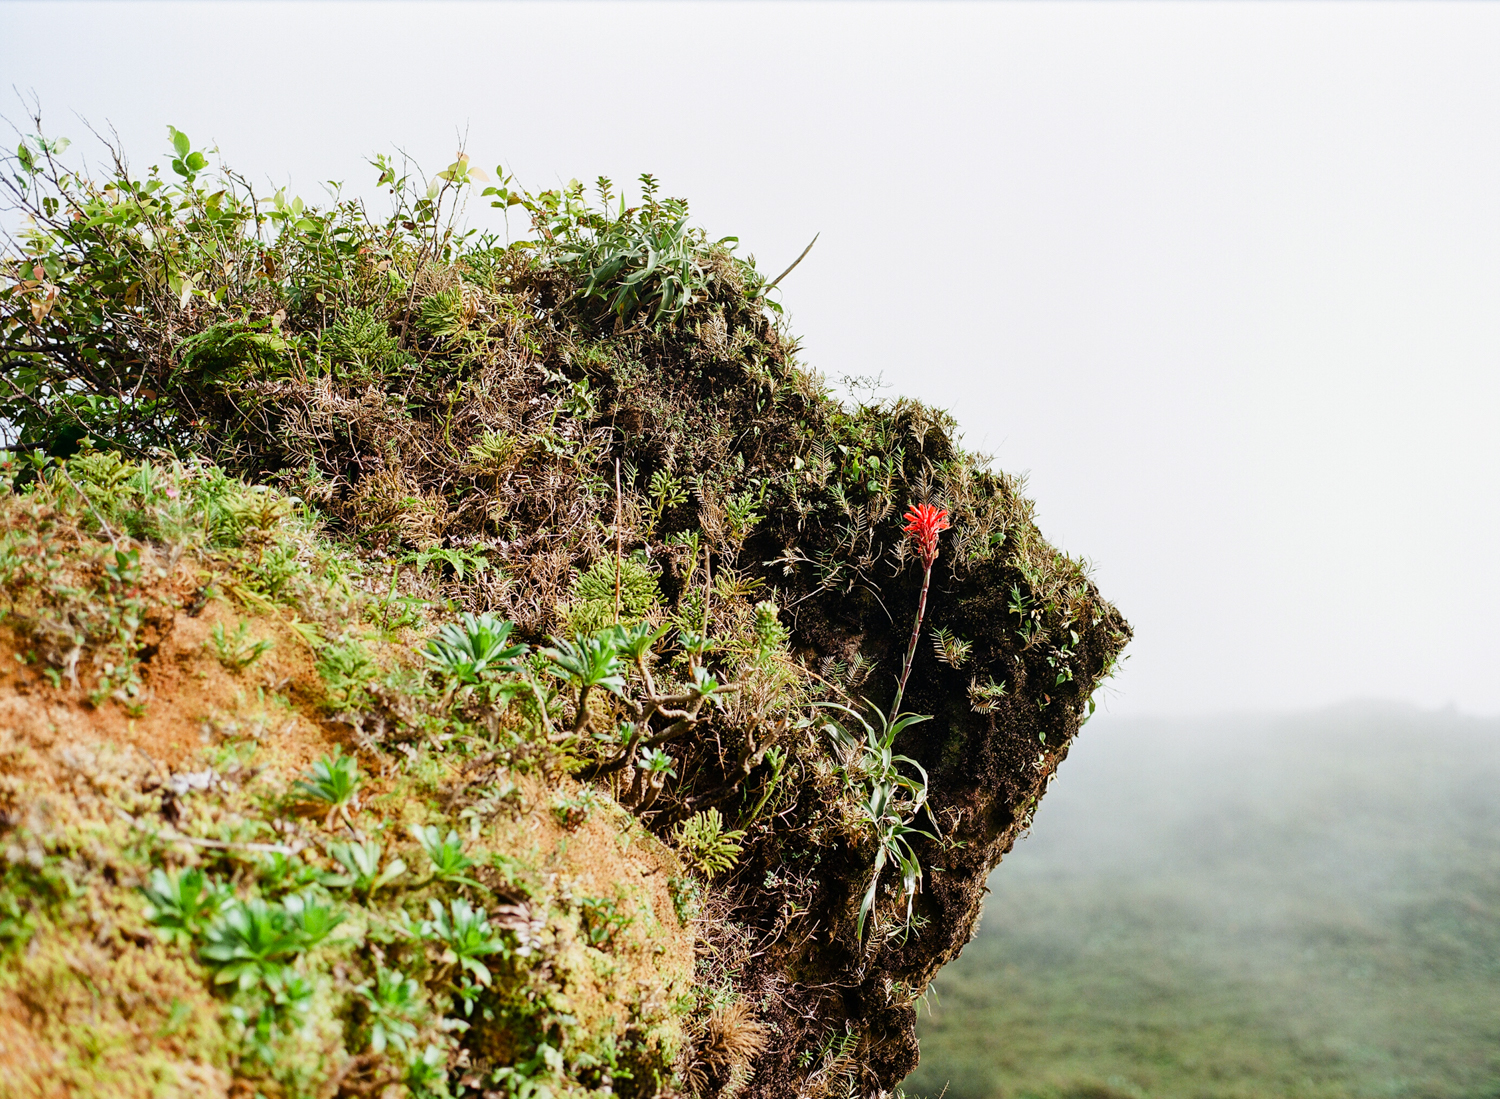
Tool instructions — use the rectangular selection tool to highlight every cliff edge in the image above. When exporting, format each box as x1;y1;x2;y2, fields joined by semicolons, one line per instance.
0;127;1129;1097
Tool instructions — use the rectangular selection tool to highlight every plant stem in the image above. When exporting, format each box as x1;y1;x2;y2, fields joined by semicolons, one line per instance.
702;541;712;635
890;562;932;722
613;458;623;624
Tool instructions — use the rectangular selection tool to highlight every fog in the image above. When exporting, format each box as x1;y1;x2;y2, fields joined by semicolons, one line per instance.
3;1;1499;718
1014;705;1500;889
911;705;1500;1097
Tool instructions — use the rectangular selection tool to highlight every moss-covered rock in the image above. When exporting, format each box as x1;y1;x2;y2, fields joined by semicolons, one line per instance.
0;131;1129;1097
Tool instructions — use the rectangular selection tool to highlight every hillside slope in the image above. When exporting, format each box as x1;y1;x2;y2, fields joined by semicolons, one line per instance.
0;125;1129;1097
909;707;1500;1098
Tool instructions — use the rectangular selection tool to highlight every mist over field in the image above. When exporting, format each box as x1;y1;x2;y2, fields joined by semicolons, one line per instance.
907;704;1500;1099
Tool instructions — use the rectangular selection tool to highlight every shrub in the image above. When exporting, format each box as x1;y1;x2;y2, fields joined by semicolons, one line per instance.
421;613;527;686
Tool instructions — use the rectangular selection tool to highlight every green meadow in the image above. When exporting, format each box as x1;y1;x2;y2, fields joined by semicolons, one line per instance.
906;705;1500;1099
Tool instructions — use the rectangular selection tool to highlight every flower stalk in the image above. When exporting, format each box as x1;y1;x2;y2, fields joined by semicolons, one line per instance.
890;503;949;722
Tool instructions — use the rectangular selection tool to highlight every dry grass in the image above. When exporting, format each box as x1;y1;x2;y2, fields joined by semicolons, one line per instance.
685;1000;769;1099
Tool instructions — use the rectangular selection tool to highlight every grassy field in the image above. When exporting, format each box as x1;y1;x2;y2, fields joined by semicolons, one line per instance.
905;704;1500;1099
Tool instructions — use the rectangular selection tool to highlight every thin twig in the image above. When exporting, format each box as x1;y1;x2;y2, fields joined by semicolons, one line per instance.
116;807;293;854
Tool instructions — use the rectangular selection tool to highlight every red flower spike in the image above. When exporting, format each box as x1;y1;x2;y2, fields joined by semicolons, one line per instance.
902;503;950;568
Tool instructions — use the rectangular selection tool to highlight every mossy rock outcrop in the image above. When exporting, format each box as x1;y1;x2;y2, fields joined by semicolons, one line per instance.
0;130;1129;1096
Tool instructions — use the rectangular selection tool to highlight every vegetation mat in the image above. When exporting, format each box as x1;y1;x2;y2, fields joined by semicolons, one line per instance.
0;117;1130;1097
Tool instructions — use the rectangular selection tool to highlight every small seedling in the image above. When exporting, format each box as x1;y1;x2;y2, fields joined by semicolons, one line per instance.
410;825;482;888
632;747;677;810
420;898;507;988
579;895;632;948
223;485;294;546
638;747;677;779
668;875;702;925
208;619;274;672
358;967;424;1054
646;469;687;528
325;840;407;897
103;547;142;588
931;626;972;668
293;749;362;827
402;546;490;582
724;490;763;540
551;787;600;830
745;745;788;825
316;638;379;711
140;867;228;946
256;849;324;894
968;677;1008;714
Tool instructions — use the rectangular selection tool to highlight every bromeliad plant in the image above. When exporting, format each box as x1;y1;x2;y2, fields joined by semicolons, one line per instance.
822;704;937;942
825;502;950;941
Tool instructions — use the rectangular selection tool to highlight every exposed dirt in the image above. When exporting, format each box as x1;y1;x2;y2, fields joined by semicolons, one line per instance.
0;578;696;1099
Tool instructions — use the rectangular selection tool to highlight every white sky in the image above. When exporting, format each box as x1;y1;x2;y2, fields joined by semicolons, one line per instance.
3;1;1497;717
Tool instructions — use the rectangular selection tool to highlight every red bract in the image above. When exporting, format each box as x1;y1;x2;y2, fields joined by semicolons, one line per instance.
902;503;950;567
